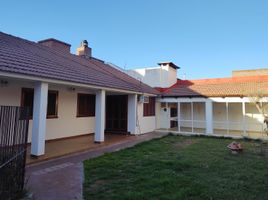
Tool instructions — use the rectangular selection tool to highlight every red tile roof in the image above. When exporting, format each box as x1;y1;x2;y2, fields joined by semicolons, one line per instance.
0;32;158;94
160;76;268;97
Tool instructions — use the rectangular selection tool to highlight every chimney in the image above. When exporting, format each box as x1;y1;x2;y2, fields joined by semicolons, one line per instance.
76;40;92;58
38;38;71;53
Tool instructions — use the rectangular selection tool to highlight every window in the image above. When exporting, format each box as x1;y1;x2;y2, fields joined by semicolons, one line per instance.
170;107;178;117
21;88;58;118
77;93;95;117
21;88;34;117
47;90;58;118
143;97;155;116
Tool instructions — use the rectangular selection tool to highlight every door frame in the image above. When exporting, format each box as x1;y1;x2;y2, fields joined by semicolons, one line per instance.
105;95;128;133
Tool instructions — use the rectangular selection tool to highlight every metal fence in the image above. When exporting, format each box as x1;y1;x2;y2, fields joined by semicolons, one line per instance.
0;106;29;200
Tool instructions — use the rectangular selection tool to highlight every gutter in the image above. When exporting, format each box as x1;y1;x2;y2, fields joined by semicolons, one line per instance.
0;71;157;96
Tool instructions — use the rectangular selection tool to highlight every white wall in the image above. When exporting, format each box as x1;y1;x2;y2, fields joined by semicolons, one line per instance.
167;67;178;88
0;80;95;142
136;102;157;134
126;65;177;88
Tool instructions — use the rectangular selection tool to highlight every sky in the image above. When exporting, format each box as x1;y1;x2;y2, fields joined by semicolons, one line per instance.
1;0;268;80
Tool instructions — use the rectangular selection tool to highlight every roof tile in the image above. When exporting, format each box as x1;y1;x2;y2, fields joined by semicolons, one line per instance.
161;76;268;97
0;32;158;95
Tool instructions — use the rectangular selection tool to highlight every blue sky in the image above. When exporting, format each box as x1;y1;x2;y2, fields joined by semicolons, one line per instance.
1;0;268;79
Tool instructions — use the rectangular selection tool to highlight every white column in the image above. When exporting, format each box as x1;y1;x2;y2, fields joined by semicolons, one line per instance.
177;102;180;132
165;102;169;130
205;100;213;134
242;101;246;136
95;90;105;142
191;102;194;133
31;82;48;156
128;94;137;134
226;102;229;135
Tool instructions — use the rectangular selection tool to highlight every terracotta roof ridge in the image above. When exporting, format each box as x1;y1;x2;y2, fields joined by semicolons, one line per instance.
179;75;268;85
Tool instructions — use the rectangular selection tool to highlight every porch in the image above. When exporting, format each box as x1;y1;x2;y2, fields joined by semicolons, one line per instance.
0;77;140;159
26;133;132;164
157;97;268;140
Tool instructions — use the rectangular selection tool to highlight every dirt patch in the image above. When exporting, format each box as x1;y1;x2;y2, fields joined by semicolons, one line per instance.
173;139;196;149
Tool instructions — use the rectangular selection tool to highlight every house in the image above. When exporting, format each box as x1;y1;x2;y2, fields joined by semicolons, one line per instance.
127;64;268;140
1;32;268;160
0;32;160;157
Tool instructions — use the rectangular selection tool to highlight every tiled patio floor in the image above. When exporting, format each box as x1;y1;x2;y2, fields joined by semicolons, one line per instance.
26;133;132;164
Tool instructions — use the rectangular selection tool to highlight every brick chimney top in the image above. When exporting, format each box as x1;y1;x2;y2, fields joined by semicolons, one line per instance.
38;38;71;53
76;40;92;58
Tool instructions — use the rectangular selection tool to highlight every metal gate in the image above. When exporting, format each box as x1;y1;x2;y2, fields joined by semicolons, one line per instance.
0;106;29;200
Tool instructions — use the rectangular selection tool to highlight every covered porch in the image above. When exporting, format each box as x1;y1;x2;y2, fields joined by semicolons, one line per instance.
29;82;139;158
157;97;268;140
26;133;132;164
0;76;139;159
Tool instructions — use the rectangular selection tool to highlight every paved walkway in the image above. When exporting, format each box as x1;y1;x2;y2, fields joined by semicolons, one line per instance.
25;132;168;200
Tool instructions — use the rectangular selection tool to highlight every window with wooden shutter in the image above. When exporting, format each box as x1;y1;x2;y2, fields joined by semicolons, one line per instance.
77;93;95;117
143;97;155;116
21;88;58;118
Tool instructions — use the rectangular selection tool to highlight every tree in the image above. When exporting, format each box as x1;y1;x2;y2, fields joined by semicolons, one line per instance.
248;91;268;135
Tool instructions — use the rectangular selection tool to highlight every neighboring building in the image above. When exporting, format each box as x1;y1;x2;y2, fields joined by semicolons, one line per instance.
126;62;179;88
232;68;268;77
0;32;159;157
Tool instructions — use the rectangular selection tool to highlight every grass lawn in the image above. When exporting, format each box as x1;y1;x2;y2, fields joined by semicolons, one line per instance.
83;135;268;200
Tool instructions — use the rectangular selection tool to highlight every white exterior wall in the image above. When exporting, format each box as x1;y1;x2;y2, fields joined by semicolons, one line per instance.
0;81;95;142
167;67;178;88
136;102;157;134
127;65;177;88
